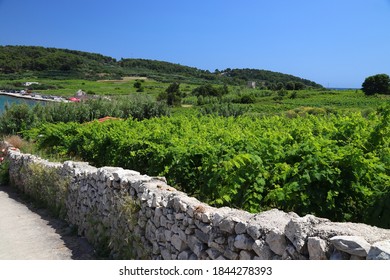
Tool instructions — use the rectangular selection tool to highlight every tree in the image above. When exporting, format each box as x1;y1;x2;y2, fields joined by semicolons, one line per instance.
157;82;182;106
133;80;144;92
276;82;284;91
191;84;229;97
286;81;295;90
362;74;390;96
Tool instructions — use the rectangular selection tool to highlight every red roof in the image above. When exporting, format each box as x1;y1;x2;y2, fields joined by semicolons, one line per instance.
69;97;81;102
97;116;120;122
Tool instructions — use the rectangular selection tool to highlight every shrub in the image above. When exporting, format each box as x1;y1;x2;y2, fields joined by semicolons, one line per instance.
0;95;170;134
0;161;9;185
23;106;390;227
236;94;256;104
23;163;70;218
362;74;390;95
3;135;24;149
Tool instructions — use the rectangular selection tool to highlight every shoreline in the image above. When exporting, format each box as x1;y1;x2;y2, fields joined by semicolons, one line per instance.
0;91;68;103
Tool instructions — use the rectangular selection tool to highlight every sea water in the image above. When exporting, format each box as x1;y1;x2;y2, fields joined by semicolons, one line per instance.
0;95;42;113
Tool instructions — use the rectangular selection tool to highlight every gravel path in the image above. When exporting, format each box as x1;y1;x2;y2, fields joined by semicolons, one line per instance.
0;185;96;260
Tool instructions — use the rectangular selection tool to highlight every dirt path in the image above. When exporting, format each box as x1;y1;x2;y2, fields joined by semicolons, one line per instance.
0;185;96;260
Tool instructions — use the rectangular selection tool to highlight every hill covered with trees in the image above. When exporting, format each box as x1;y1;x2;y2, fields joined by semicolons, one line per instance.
0;45;323;88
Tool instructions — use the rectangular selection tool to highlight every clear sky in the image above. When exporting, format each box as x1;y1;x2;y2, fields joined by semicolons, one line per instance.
1;0;390;88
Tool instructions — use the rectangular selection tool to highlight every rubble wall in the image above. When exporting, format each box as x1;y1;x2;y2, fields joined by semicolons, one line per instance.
5;146;390;260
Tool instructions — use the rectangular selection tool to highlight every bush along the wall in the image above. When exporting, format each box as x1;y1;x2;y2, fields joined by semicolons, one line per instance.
20;162;69;218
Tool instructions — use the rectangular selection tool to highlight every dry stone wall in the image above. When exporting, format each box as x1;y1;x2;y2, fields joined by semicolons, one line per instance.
4;145;390;260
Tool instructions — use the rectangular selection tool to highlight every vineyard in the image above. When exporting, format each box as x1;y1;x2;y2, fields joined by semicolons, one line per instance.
23;105;390;228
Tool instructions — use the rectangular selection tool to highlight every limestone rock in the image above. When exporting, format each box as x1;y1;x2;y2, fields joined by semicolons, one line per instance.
283;244;308;260
161;249;171;260
223;249;238;260
265;229;287;256
308;237;328;260
330;249;350;260
285;215;328;254
201;212;212;223
367;240;390;260
171;234;188;251
235;222;247;235
206;248;221;260
239;250;254;260
195;229;209;244
178;250;193;260
329;236;370;257
247;225;262;240
218;218;236;234
252;240;274;260
188;236;206;257
234;234;254;250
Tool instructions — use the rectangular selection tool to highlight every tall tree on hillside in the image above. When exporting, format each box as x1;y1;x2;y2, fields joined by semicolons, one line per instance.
157;82;182;106
362;74;390;95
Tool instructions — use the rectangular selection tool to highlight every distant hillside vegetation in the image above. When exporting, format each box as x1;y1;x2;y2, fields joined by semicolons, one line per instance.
0;45;120;80
0;45;323;88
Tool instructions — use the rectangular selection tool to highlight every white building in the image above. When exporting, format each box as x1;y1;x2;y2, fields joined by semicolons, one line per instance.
23;82;40;87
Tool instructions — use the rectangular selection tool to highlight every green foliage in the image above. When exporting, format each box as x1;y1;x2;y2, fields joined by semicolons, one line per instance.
362;74;390;96
133;80;144;92
199;103;250;117
0;46;323;87
158;82;182;106
219;68;323;89
83;196;145;259
108;197;147;259
0;103;38;135
192;84;229;97
0;45;118;80
24;106;390;227
23;163;70;218
0;159;10;185
233;94;256;104
0;95;170;134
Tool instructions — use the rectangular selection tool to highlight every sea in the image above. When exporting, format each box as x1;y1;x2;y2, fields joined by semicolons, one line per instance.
0;94;43;113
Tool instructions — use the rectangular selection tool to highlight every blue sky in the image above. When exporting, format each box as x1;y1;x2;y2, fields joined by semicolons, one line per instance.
1;0;390;88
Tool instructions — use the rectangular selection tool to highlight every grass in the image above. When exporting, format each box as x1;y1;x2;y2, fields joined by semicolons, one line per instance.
1;77;389;117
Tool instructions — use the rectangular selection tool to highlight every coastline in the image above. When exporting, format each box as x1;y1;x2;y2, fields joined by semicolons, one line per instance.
0;91;68;103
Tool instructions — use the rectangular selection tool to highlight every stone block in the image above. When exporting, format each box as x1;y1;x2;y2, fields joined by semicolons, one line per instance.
285;215;327;254
308;237;328;260
171;234;188;251
195;229;210;244
367;240;390;260
239;250;254;260
234;234;254;250
247;225;262;240
195;220;212;234
235;222;247;235
265;229;287;256
161;249;171;260
164;230;173;242
178;250;193;260
206;248;221;260
219;218;235;234
252;239;274;260
223;249;238;260
330;236;370;257
202;212;212;223
188;236;206;257
330;249;350;260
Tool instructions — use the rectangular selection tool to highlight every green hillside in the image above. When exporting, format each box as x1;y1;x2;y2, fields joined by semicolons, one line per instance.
0;45;323;88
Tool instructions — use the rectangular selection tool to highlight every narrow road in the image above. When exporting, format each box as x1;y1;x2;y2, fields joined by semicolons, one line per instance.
0;185;96;260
